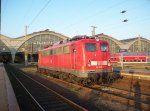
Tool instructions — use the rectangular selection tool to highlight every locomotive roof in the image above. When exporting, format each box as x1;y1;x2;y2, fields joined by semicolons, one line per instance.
40;37;108;51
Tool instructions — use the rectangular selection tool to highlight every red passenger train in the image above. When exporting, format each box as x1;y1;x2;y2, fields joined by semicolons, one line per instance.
111;51;150;63
38;36;113;85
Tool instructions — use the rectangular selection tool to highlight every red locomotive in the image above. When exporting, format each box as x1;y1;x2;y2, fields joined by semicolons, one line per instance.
38;36;113;85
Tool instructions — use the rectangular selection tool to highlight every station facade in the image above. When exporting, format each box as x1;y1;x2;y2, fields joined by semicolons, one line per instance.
0;30;150;63
0;30;68;63
96;33;150;54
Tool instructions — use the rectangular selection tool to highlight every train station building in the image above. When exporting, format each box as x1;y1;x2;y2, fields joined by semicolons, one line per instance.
0;30;150;63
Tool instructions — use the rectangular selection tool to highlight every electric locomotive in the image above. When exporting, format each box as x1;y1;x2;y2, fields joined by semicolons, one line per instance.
38;36;113;86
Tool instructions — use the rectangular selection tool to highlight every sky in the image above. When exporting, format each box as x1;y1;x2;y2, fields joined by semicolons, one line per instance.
1;0;150;40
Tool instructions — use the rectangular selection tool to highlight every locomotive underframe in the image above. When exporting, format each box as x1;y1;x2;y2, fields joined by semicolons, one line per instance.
38;65;113;86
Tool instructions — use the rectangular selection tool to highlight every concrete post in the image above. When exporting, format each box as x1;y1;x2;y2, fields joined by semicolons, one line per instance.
120;53;124;69
25;51;28;66
24;26;28;66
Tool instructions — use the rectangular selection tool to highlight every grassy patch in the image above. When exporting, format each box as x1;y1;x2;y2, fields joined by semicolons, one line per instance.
20;66;37;73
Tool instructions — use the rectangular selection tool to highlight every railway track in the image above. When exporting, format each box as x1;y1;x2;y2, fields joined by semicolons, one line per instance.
5;64;87;111
38;70;150;110
7;64;150;111
89;84;150;105
35;69;150;110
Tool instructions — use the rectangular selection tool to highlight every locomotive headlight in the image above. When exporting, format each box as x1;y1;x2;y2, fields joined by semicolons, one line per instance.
96;39;99;41
108;59;111;66
88;60;91;67
88;63;91;67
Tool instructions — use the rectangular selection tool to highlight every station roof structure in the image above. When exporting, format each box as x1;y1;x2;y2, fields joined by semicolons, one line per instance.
0;30;69;62
0;30;150;62
96;33;150;53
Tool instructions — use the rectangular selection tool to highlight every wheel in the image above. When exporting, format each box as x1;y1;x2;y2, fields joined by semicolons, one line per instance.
82;79;88;86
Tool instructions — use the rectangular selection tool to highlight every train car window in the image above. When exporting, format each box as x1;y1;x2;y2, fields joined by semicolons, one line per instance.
85;43;97;52
42;51;44;56
138;60;140;62
56;48;58;55
42;51;46;56
134;60;136;62
50;49;53;55
100;43;108;52
45;51;47;56
53;49;56;55
56;47;62;55
42;50;49;56
123;60;125;62
142;60;145;62
46;50;49;56
63;46;70;54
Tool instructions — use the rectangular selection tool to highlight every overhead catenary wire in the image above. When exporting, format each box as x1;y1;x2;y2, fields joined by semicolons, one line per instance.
62;0;128;30
28;0;52;27
63;0;150;37
101;16;150;32
0;0;1;36
23;0;35;25
12;0;35;37
1;0;8;20
0;0;1;23
1;0;8;36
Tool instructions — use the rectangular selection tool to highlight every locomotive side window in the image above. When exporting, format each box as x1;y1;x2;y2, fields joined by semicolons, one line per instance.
42;50;49;56
63;45;70;54
42;51;44;56
85;43;97;52
100;43;108;52
50;49;53;55
56;47;62;55
46;50;50;56
53;49;56;55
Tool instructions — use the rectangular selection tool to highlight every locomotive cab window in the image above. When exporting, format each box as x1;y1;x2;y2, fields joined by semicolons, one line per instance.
85;43;97;52
100;43;108;52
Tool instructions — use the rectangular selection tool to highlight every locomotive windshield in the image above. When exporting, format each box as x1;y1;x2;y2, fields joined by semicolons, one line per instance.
85;43;97;52
100;43;108;52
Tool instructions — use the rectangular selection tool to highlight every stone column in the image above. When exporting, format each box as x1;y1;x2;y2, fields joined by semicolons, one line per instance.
10;48;17;63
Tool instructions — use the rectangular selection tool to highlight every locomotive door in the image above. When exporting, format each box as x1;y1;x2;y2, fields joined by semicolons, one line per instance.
72;44;76;69
100;43;109;62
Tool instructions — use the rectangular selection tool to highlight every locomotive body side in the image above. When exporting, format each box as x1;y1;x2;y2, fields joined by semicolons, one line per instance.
38;38;112;83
